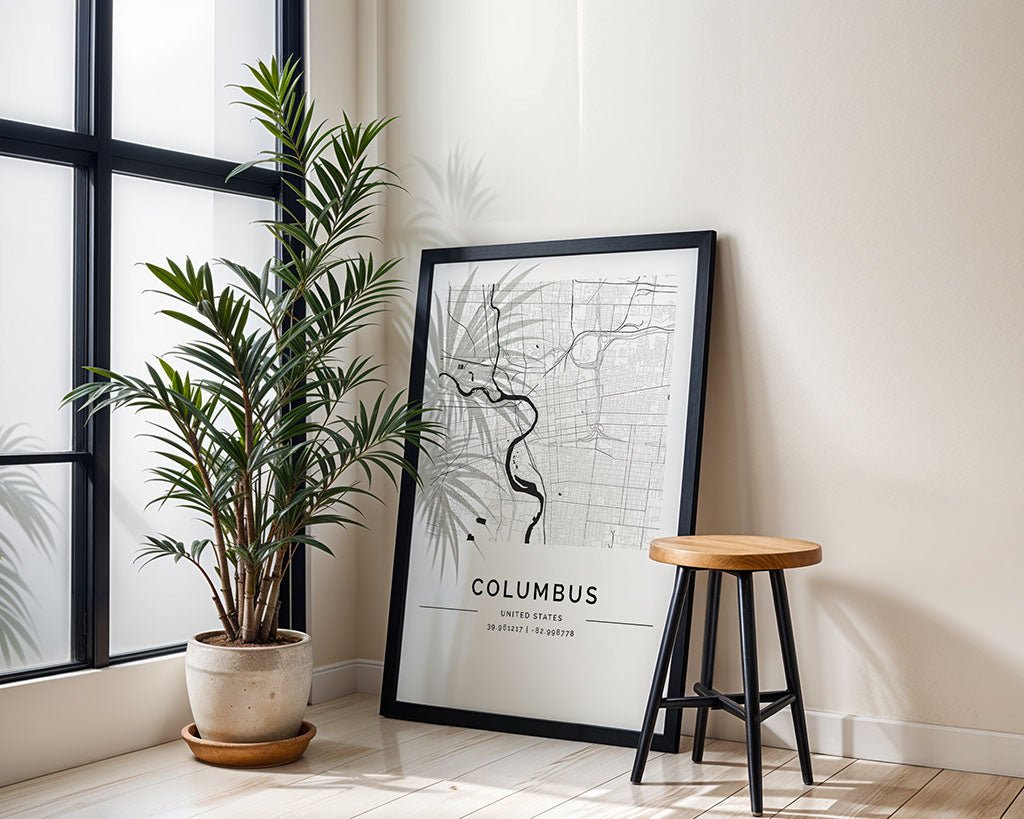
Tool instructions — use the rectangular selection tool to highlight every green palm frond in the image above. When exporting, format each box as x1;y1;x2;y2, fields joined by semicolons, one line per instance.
61;56;442;644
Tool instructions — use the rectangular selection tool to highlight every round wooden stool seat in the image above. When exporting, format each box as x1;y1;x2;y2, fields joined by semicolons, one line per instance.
649;535;822;572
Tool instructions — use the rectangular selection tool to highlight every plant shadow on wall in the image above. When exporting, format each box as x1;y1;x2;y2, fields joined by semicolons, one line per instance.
0;426;58;670
395;146;496;260
388;146;510;579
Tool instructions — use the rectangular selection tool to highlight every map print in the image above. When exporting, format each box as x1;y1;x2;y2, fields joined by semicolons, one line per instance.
420;265;680;567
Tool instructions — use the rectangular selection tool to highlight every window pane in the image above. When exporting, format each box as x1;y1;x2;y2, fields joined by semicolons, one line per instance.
0;463;72;675
0;1;76;130
0;157;74;453
109;176;275;654
112;0;276;160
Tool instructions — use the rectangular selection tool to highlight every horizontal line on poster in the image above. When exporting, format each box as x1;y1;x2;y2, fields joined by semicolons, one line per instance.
586;619;654;627
420;605;479;613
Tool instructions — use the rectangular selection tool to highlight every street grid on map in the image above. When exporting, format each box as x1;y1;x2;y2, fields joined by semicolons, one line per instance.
430;272;678;551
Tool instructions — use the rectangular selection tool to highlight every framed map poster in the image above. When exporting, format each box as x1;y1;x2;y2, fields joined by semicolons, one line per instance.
381;231;716;751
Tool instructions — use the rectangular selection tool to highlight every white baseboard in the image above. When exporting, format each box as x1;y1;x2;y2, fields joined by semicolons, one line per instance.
309;660;356;704
703;708;1024;778
309;664;1024;777
310;658;384;704
356;659;384;694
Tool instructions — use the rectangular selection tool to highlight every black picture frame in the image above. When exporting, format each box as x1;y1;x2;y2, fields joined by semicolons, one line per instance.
381;231;716;753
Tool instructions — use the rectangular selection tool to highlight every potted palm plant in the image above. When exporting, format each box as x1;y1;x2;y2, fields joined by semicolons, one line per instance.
64;58;437;758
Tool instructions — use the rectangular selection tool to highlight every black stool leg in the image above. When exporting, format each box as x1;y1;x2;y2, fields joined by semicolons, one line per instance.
691;570;722;763
631;567;694;784
770;570;814;786
737;572;763;816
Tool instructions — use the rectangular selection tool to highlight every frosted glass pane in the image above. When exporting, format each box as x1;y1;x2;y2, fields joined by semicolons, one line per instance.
0;1;76;130
112;0;276;160
110;176;275;654
0;463;72;674
0;157;74;452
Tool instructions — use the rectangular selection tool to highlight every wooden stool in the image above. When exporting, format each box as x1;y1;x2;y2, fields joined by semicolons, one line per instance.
631;535;822;816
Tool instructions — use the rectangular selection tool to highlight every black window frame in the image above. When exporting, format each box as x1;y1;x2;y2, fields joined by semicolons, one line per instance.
0;0;306;685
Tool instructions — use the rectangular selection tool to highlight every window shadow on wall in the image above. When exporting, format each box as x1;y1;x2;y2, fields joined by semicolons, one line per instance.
805;574;1024;739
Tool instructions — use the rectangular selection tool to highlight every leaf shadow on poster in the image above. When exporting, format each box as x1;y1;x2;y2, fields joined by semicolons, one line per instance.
391;147;546;580
419;266;548;581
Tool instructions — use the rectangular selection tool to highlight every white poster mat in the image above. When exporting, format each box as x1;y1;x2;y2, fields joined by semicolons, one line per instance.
397;248;699;732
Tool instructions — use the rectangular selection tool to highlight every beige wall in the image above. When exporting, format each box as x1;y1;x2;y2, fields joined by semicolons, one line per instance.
305;0;373;669
351;0;1024;737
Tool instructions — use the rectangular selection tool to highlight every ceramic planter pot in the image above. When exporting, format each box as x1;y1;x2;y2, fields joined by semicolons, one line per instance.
185;629;313;743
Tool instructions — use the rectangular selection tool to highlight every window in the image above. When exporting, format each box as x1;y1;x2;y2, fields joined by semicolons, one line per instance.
0;0;305;683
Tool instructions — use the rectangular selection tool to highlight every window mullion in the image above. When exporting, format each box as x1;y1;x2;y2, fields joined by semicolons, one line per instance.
275;0;307;635
75;0;92;134
89;0;113;670
70;0;94;669
110;140;280;197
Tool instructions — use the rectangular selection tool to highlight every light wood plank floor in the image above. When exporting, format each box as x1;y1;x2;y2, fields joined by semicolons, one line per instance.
0;694;1021;818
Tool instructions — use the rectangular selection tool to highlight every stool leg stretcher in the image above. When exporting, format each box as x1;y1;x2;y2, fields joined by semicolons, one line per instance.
631;568;814;817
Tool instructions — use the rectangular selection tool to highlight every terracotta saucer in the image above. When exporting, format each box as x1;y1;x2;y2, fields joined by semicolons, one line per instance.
181;721;316;768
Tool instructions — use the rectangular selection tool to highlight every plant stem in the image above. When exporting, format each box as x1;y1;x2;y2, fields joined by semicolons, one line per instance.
257;546;288;641
268;600;281;641
185;430;237;629
184;555;238;641
253;550;277;630
241;565;258;642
